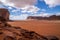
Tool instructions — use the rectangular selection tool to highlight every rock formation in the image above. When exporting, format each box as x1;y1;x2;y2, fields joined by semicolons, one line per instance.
27;15;60;20
0;8;10;21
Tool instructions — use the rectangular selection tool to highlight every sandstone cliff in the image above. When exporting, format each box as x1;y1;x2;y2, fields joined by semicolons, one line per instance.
0;8;10;21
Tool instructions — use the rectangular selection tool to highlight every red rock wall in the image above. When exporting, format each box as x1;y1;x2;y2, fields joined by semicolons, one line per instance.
0;8;10;20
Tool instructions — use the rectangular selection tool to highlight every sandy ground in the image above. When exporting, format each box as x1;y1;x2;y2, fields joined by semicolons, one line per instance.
8;20;60;38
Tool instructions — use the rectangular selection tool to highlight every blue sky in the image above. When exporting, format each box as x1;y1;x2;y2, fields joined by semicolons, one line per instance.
0;0;60;20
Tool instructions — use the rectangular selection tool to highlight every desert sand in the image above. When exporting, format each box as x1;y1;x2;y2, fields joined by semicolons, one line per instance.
8;20;60;38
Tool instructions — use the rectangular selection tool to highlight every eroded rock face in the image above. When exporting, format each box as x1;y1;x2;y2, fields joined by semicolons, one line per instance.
27;15;60;20
0;17;59;40
0;8;9;21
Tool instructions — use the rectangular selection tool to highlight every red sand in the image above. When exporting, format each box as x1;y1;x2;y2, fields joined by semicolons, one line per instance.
8;20;60;38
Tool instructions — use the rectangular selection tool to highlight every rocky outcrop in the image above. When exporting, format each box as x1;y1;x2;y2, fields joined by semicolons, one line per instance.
0;16;59;40
0;8;10;21
27;15;60;20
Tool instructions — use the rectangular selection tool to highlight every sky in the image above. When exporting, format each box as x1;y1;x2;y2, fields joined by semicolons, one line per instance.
0;0;60;20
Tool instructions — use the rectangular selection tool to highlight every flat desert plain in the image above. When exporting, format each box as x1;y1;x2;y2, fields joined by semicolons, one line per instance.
8;20;60;38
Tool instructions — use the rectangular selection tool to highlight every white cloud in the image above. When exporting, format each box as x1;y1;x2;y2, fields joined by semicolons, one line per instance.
21;5;40;14
0;0;15;7
56;12;60;16
39;12;52;17
8;6;12;9
32;12;54;17
9;14;28;20
12;9;19;12
32;12;60;17
0;0;6;3
0;1;6;8
44;0;60;7
0;0;37;8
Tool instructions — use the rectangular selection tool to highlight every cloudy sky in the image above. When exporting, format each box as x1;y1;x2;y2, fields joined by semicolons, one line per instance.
0;0;60;20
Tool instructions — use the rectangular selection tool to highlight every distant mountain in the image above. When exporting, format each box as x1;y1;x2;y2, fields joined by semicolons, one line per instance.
27;15;60;20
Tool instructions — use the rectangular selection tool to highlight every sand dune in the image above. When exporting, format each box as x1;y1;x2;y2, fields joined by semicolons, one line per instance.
8;20;60;38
